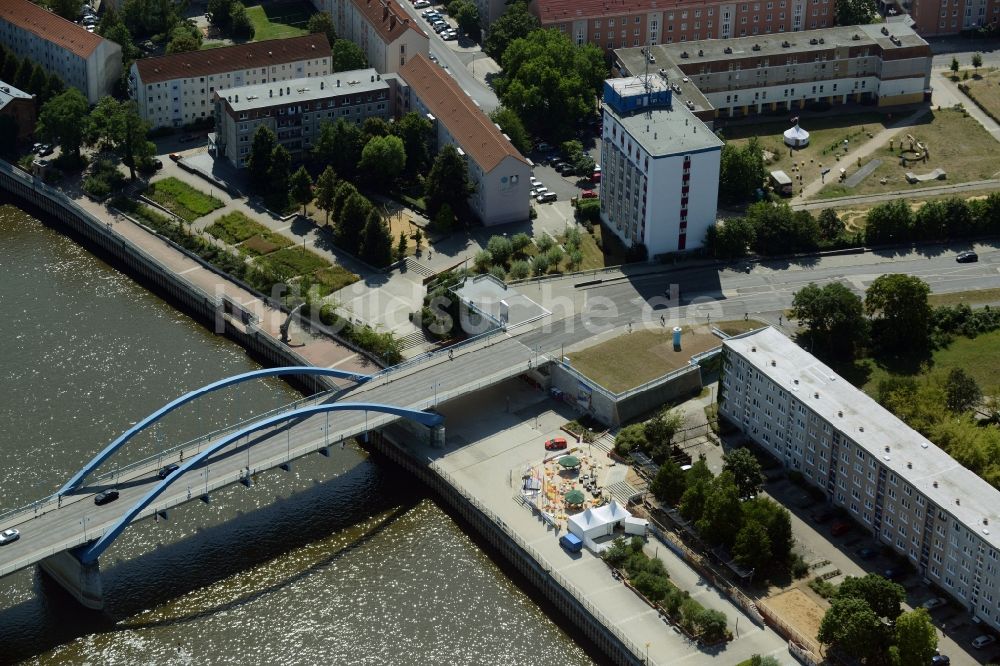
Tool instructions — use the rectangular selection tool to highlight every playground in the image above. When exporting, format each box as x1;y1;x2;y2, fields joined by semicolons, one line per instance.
519;448;613;533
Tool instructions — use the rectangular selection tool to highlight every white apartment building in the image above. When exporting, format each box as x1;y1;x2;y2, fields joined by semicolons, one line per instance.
321;0;429;74
722;327;1000;633
129;35;332;129
600;76;722;256
0;0;122;104
212;70;391;168
398;54;530;226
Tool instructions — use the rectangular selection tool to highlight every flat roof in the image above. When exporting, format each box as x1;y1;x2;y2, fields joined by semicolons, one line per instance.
725;327;1000;550
0;81;32;112
605;77;722;156
216;70;387;112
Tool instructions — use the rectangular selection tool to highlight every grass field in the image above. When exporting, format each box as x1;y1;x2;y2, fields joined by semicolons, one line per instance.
246;2;312;41
567;326;722;393
816;108;1000;199
204;211;293;255
312;266;360;295
258;246;330;277
958;67;1000;122
726;113;889;199
147;177;224;222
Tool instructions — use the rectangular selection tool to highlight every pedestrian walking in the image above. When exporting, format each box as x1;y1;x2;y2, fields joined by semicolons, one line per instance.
779;315;783;326
744;312;749;321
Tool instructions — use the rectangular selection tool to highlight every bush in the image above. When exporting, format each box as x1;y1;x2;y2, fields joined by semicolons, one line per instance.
696;609;729;643
511;232;532;255
532;253;550;276
488;265;506;281
544;245;563;267
633;571;671;601
486;235;513;265
614;423;647;456
509;260;530;280
536;234;554;253
791;553;810;579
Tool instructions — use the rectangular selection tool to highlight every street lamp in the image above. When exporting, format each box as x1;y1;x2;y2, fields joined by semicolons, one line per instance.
80;515;91;541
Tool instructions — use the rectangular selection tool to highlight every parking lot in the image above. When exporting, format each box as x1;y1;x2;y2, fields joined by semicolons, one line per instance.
526;139;602;205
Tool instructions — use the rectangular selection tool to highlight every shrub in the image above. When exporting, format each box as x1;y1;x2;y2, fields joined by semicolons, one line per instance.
532;253;550;276
509;260;530;280
544;245;563;267
488;265;506;282
486;235;513;265
536;234;554;253
614;423;647;456
633;571;671;601
511;232;532;255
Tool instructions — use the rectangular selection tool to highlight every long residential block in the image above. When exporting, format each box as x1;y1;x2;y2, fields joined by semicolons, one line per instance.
398;54;531;226
211;69;391;168
909;0;1000;36
0;0;121;104
129;35;332;129
319;0;429;73
613;22;931;120
721;327;1000;633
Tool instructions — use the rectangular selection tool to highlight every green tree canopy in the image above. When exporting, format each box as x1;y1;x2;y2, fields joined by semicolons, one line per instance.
890;608;938;666
456;1;481;40
746;201;820;254
228;2;254;38
836;573;906;621
331;180;358;220
358;134;406;187
719;137;767;203
705;217;755;259
337;191;373;253
314;166;339;225
650;459;687;506
835;0;877;25
331;39;367;72
790;282;867;358
722;448;764;499
613;423;647;456
267;144;292;208
392;112;432;176
247;125;277;192
425;145;474;218
864;199;912;244
864;274;931;355
732;520;771;572
307;11;337;45
48;0;83;21
695;471;742;547
741;497;794;564
817;208;845;241
495;29;606;142
489;106;531;155
483;1;538;60
486;235;513;265
313;119;364;176
945;367;982;413
290;166;314;215
360;209;394;266
818;596;886;661
37;88;89;162
166;23;203;54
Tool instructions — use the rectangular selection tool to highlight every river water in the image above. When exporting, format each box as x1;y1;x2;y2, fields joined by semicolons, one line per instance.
0;201;596;665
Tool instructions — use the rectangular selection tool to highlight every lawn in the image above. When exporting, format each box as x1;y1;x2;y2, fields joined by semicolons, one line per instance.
257;246;330;277
567;326;723;393
204;211;293;255
958;67;1000;123
816;108;1000;199
146;177;224;222
928;287;1000;308
312;265;360;295
726;113;889;199
246;2;312;41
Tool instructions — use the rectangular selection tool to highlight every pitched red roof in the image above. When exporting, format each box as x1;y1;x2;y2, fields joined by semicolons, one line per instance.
134;34;331;85
0;0;107;59
350;0;427;43
399;54;527;173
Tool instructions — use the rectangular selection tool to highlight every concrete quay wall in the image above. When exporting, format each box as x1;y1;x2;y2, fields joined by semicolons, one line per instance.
370;428;644;666
0;161;335;395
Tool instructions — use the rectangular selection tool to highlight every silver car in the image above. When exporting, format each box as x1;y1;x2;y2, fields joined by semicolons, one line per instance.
0;528;20;545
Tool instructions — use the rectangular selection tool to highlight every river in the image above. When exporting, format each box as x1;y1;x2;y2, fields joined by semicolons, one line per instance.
0;201;596;666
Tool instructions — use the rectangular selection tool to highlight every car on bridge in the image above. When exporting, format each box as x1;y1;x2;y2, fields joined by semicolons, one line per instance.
956;251;978;263
545;437;568;451
94;489;120;505
0;528;20;545
158;463;180;479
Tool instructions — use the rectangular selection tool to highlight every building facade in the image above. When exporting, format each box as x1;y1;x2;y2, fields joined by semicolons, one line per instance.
129;35;332;129
212;70;391;168
0;0;121;104
599;76;721;256
0;81;36;143
398;54;531;226
721;327;1000;633
318;0;429;73
909;0;1000;36
613;23;931;120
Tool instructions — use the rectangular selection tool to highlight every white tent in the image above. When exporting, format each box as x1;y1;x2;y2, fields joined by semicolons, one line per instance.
624;516;649;536
567;500;632;546
783;123;810;148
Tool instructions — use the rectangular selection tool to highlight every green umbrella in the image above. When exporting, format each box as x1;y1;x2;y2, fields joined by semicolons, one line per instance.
558;455;581;468
564;489;586;505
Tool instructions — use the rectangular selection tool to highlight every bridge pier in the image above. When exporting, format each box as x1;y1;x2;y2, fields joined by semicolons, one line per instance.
38;549;104;610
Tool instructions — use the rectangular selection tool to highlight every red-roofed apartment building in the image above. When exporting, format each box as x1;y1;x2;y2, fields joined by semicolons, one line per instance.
0;0;121;104
129;35;332;129
398;54;530;226
531;0;839;50
322;0;429;73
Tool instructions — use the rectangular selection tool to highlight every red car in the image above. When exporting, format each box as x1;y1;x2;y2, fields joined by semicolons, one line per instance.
580;189;597;199
544;437;568;451
591;171;602;183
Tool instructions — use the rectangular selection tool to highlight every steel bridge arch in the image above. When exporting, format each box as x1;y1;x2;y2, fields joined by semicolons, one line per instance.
59;367;372;497
78;401;443;565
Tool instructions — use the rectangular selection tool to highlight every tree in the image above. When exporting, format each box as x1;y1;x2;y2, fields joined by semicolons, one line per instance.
486;235;513;265
37;88;89;162
331;39;367;72
890;608;938;666
945;367;981;413
864;199;912;244
489;106;531;155
314;166;339;225
746;201;820;254
337;192;373;253
972;52;983;74
835;0;877;26
228;2;254;39
511;232;532;255
695;472;742;547
102;21;141;69
45;73;65;104
643;409;684;461
732;520;771;572
650;459;687;506
425;145;474;218
290;166;314;216
118;101;155;180
950;56;960;76
207;0;234;29
247;126;277;191
392;112;432;176
267;144;292;209
358;134;406;187
742;497;794;564
748;656;781;666
27;63;48;99
561;139;595;176
86;96;123;150
396;231;407;261
695;609;729;643
817;208;845;241
705;218;755;259
307;11;337;46
433;202;456;232
495;29;606;141
331;180;358;221
360;208;394;266
818;597;885;662
722;448;764;499
120;0;182;39
865;274;931;355
719;137;767;202
362;117;392;141
836;573;906;621
790;282;867;358
483;1;538;60
166;23;202;54
313;119;364;176
1;53;19;83
48;0;83;21
456;1;481;40
613;423;646;456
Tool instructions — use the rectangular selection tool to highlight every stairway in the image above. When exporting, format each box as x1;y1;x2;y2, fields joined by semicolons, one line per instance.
403;256;435;279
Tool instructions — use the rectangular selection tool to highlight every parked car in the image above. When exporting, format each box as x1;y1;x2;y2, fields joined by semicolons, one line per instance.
811;507;838;523
428;53;439;63
922;597;948;610
529;176;542;188
591;170;602;182
422;10;440;18
178;133;198;143
931;654;950;665
956;251;978;263
442;30;457;40
535;142;551;152
545;437;568;451
856;547;877;560
414;0;430;7
972;635;996;649
536;191;557;203
158;463;180;479
94;489;120;505
830;520;852;536
580;189;598;199
434;23;450;33
0;528;20;545
169;152;181;161
38;144;54;156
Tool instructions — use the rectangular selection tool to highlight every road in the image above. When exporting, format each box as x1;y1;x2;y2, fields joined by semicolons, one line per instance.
415;4;499;112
